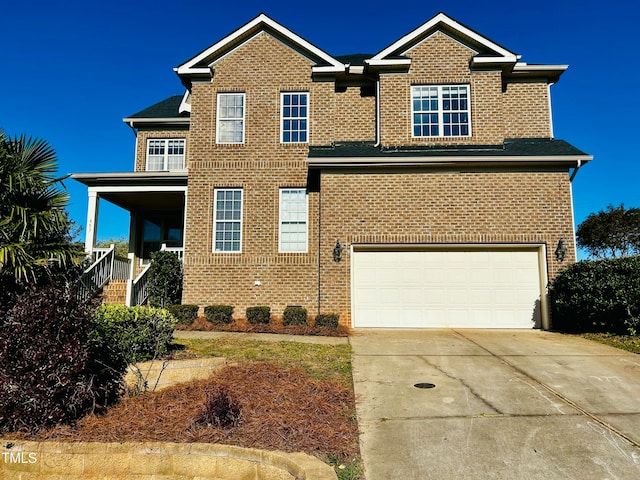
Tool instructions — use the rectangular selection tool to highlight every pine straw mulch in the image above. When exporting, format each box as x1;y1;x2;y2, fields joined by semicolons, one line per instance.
177;315;350;337
18;362;359;461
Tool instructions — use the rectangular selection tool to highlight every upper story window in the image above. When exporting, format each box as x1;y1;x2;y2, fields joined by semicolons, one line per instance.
281;92;308;143
217;93;245;144
411;85;470;138
146;139;185;171
279;188;308;253
213;188;243;252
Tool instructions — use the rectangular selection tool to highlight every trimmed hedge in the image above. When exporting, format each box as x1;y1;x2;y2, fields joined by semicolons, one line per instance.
168;304;199;324
550;256;640;334
315;314;340;328
246;306;270;325
283;306;308;326
93;305;178;362
204;305;234;325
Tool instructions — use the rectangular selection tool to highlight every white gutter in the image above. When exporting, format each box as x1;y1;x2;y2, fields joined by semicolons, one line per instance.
569;159;583;182
374;78;381;147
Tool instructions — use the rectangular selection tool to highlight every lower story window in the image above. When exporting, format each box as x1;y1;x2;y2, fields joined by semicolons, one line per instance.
279;188;308;252
213;188;243;252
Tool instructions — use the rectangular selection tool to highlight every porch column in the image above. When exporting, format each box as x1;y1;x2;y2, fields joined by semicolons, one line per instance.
85;189;99;254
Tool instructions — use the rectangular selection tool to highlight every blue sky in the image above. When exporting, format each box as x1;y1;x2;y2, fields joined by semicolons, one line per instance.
2;0;637;258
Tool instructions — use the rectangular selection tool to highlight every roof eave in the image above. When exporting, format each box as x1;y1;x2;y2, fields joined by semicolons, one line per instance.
307;154;593;168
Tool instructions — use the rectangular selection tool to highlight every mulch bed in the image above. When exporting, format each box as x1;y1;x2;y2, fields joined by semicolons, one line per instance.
18;362;359;461
177;316;350;337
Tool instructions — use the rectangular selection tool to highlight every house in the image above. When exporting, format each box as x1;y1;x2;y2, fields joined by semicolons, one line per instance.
73;12;592;329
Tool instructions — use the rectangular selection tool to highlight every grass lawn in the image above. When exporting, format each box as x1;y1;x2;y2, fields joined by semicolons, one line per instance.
581;333;640;354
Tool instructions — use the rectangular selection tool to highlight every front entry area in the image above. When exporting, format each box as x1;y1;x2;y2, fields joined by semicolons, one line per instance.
351;245;546;329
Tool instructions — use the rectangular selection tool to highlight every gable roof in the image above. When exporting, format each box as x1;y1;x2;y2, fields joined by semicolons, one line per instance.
175;13;345;85
368;12;518;69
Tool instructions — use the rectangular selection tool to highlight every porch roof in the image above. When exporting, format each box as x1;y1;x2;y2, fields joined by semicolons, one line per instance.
71;172;187;211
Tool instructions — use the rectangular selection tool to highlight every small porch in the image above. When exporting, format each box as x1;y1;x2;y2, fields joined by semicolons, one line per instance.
72;172;187;305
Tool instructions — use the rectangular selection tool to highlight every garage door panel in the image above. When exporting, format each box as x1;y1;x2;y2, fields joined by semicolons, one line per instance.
353;248;542;329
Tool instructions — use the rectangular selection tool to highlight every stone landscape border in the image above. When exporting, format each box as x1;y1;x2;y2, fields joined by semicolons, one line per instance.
1;440;337;479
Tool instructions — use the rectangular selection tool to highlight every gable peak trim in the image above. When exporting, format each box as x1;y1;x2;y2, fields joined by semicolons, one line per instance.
369;12;518;64
175;13;345;78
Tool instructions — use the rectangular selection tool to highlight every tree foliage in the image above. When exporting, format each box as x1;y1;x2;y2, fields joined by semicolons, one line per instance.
576;204;640;258
0;276;125;433
0;133;83;285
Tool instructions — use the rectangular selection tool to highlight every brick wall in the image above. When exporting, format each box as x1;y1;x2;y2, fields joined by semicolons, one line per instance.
318;169;576;324
182;32;321;316
379;31;551;147
178;26;574;327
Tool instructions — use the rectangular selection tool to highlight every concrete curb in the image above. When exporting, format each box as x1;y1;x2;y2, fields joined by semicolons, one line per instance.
1;439;338;479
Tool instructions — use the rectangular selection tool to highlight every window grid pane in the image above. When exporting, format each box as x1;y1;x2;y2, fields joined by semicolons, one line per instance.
217;93;245;144
147;139;185;171
214;189;242;252
279;189;308;252
281;93;308;143
411;85;470;138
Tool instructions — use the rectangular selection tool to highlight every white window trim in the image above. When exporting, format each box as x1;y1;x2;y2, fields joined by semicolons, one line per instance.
278;188;308;253
216;93;245;144
411;84;472;138
280;92;309;144
145;138;186;171
212;188;243;253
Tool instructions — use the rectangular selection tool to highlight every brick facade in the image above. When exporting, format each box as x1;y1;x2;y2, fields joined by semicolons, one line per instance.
123;14;587;328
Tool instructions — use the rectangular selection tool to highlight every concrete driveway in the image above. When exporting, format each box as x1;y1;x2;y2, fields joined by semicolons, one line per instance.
350;329;640;480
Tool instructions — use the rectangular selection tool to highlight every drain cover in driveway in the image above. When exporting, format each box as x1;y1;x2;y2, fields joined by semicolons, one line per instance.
414;383;436;389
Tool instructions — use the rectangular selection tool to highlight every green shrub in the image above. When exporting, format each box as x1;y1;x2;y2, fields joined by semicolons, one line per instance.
246;306;270;325
550;256;640;334
204;305;234;325
283;306;308;326
147;250;183;308
168;304;199;324
315;314;340;328
0;280;125;433
93;304;178;362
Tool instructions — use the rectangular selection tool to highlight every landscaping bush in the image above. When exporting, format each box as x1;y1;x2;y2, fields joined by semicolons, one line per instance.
315;314;340;328
193;384;242;429
168;304;199;324
0;280;126;433
550;256;640;334
246;306;270;325
147;250;183;308
93;304;178;362
204;305;234;325
283;306;308;326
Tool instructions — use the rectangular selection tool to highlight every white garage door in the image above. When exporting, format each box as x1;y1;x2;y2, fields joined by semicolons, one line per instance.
352;247;543;328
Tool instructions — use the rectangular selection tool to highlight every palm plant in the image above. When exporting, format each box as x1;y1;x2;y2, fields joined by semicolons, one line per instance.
0;132;82;284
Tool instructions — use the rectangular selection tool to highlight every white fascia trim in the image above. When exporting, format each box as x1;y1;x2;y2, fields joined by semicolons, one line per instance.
179;90;191;114
307;155;593;165
177;13;343;74
88;185;188;194
312;65;348;73
371;12;517;61
512;63;569;73
122;117;190;125
365;58;412;66
471;56;519;65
